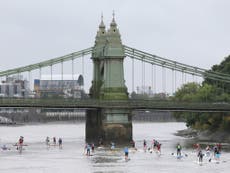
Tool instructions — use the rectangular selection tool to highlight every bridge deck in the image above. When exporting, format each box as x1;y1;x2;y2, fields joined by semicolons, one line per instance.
0;98;229;112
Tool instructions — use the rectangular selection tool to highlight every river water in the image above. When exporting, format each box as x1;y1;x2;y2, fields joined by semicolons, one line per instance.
0;122;229;173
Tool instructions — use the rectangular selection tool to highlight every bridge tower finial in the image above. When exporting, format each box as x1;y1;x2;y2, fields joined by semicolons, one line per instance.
112;10;115;20
111;10;116;26
101;12;103;23
99;12;105;29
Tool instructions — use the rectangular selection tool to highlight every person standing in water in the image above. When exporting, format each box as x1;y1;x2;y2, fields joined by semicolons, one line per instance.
86;143;91;156
45;136;50;147
143;139;147;152
130;140;135;148
197;150;204;163
156;143;161;155
53;137;56;145
91;143;95;153
18;136;24;145
58;137;62;149
214;145;221;161
124;147;129;161
205;145;211;157
18;136;24;153
176;143;182;157
111;142;115;150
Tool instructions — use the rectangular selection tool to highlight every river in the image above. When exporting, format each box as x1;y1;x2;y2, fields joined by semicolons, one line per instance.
0;122;229;173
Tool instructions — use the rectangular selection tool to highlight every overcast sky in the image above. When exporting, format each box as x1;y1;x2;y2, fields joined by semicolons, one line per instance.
0;0;229;93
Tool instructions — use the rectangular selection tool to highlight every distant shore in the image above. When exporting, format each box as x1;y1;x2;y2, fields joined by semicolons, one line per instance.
0;120;85;127
0;122;17;126
175;128;230;144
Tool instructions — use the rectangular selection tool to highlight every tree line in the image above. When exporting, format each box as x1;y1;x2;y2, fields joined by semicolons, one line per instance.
173;55;230;131
129;55;230;132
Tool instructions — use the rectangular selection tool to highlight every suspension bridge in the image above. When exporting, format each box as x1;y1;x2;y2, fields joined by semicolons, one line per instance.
0;15;230;143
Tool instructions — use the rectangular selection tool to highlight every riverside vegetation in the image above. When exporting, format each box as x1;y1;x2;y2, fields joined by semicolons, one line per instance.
131;55;230;141
173;55;230;141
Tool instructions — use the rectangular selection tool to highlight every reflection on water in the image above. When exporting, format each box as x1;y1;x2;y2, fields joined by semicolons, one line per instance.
0;122;229;173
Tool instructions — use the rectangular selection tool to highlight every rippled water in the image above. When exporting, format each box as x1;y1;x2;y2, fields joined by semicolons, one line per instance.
0;122;229;173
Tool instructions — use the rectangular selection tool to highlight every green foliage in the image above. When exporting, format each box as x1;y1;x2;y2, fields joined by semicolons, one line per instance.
173;54;230;132
173;82;200;102
204;55;230;94
220;115;230;131
173;81;230;131
196;84;216;101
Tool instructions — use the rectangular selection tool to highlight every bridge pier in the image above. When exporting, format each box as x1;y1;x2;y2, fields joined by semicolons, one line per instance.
86;15;133;145
85;109;103;142
86;108;132;144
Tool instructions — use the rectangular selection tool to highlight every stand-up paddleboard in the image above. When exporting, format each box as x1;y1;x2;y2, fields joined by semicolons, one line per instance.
176;155;183;159
129;147;138;153
139;149;146;153
97;146;105;150
1;145;11;151
125;157;131;162
83;149;93;156
193;160;205;165
210;159;221;164
149;149;161;156
49;144;58;146
13;143;28;146
171;152;187;159
117;157;131;163
85;154;94;156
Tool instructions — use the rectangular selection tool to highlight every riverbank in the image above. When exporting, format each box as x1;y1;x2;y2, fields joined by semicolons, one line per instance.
0;122;17;126
0;120;85;127
175;128;230;143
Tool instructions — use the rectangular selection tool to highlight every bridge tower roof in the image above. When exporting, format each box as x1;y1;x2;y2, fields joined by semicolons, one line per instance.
93;14;107;58
99;14;105;29
104;12;125;57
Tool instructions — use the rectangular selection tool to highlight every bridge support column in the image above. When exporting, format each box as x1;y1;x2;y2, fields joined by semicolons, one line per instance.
86;108;132;144
101;108;132;143
85;109;103;142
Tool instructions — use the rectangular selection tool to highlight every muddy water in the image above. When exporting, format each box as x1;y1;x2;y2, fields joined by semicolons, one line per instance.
0;122;229;173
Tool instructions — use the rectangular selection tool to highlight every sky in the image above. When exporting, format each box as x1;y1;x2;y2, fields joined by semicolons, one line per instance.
0;0;229;93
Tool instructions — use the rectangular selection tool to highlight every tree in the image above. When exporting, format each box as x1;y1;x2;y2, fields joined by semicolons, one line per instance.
204;55;230;94
173;82;200;102
173;55;230;132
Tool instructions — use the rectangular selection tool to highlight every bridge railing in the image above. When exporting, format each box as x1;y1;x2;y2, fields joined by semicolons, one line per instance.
0;98;229;111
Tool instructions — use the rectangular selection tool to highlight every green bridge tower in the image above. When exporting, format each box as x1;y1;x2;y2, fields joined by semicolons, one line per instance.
86;14;132;144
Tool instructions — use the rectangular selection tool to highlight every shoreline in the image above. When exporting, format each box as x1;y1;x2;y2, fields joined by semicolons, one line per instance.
0;120;179;126
0;120;85;127
175;128;230;144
